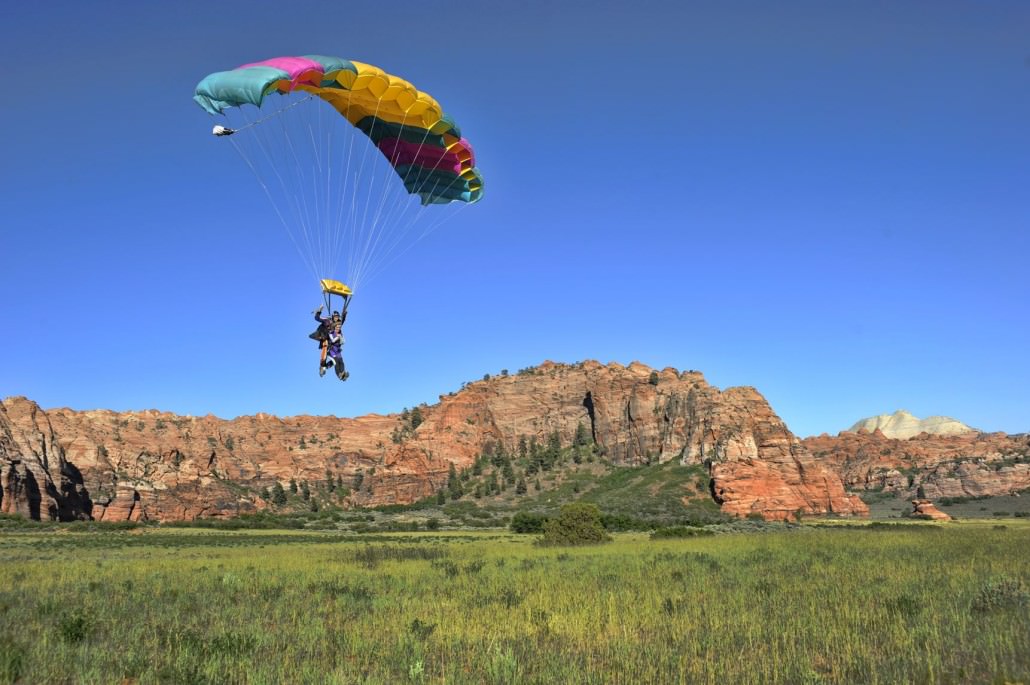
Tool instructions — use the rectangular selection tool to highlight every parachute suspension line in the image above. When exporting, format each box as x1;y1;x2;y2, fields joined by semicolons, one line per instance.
353;107;415;288
361;129;457;281
254;105;318;283
321;94;336;281
217;88;474;295
362;107;447;284
328;90;358;285
357;130;470;286
350;95;389;290
359;179;470;287
353;102;447;288
227;117;320;285
337;90;360;287
229;94;314;134
340;94;378;289
275;104;322;279
239;101;322;287
335;90;358;282
305;97;327;278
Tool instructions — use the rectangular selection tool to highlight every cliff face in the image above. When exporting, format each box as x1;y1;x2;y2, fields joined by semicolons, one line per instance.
0;399;91;521
1;360;867;522
802;430;1030;500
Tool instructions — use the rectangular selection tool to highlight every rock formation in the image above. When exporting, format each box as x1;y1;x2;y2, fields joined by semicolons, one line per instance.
0;399;90;521
910;499;951;521
1;361;868;522
803;429;1030;501
847;410;976;439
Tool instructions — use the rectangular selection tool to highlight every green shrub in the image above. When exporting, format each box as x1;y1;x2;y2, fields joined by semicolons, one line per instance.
509;512;548;534
57;611;93;643
538;503;611;546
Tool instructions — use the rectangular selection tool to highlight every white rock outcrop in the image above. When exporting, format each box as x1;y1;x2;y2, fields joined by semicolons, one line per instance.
848;409;976;439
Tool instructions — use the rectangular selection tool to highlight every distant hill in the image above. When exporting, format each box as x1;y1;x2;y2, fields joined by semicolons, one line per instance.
847;409;976;439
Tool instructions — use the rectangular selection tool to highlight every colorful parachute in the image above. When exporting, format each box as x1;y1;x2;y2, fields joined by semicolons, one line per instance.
194;55;483;290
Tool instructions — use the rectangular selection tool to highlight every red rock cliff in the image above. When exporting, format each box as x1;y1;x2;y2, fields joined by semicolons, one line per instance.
1;361;867;521
802;429;1030;500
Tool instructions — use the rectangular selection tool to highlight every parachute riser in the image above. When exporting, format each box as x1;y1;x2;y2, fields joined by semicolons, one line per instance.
321;292;352;316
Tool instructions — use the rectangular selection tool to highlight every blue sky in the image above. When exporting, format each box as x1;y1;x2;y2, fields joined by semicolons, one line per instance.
1;1;1027;436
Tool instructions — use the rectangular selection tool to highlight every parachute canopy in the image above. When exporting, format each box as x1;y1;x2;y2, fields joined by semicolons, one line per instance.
195;55;483;205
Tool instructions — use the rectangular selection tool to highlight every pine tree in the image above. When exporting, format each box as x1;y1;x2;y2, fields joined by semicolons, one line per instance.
301;481;311;500
260;486;271;501
574;421;590;447
288;478;298;494
543;431;562;470
271;482;288;506
516;478;527;495
447;462;464;500
518;436;528;460
436;489;446;505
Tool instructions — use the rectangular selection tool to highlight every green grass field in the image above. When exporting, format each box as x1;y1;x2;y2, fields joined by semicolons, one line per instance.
1;521;1028;684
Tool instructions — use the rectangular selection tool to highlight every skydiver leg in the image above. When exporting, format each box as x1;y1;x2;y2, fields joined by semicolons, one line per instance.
333;354;348;381
319;341;328;376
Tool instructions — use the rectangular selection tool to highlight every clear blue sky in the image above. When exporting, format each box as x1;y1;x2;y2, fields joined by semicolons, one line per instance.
1;1;1027;436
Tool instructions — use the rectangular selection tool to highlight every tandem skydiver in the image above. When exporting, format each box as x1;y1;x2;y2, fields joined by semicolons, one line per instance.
310;306;348;381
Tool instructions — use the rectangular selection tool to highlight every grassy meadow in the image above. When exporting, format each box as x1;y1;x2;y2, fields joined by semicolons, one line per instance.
1;521;1028;684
